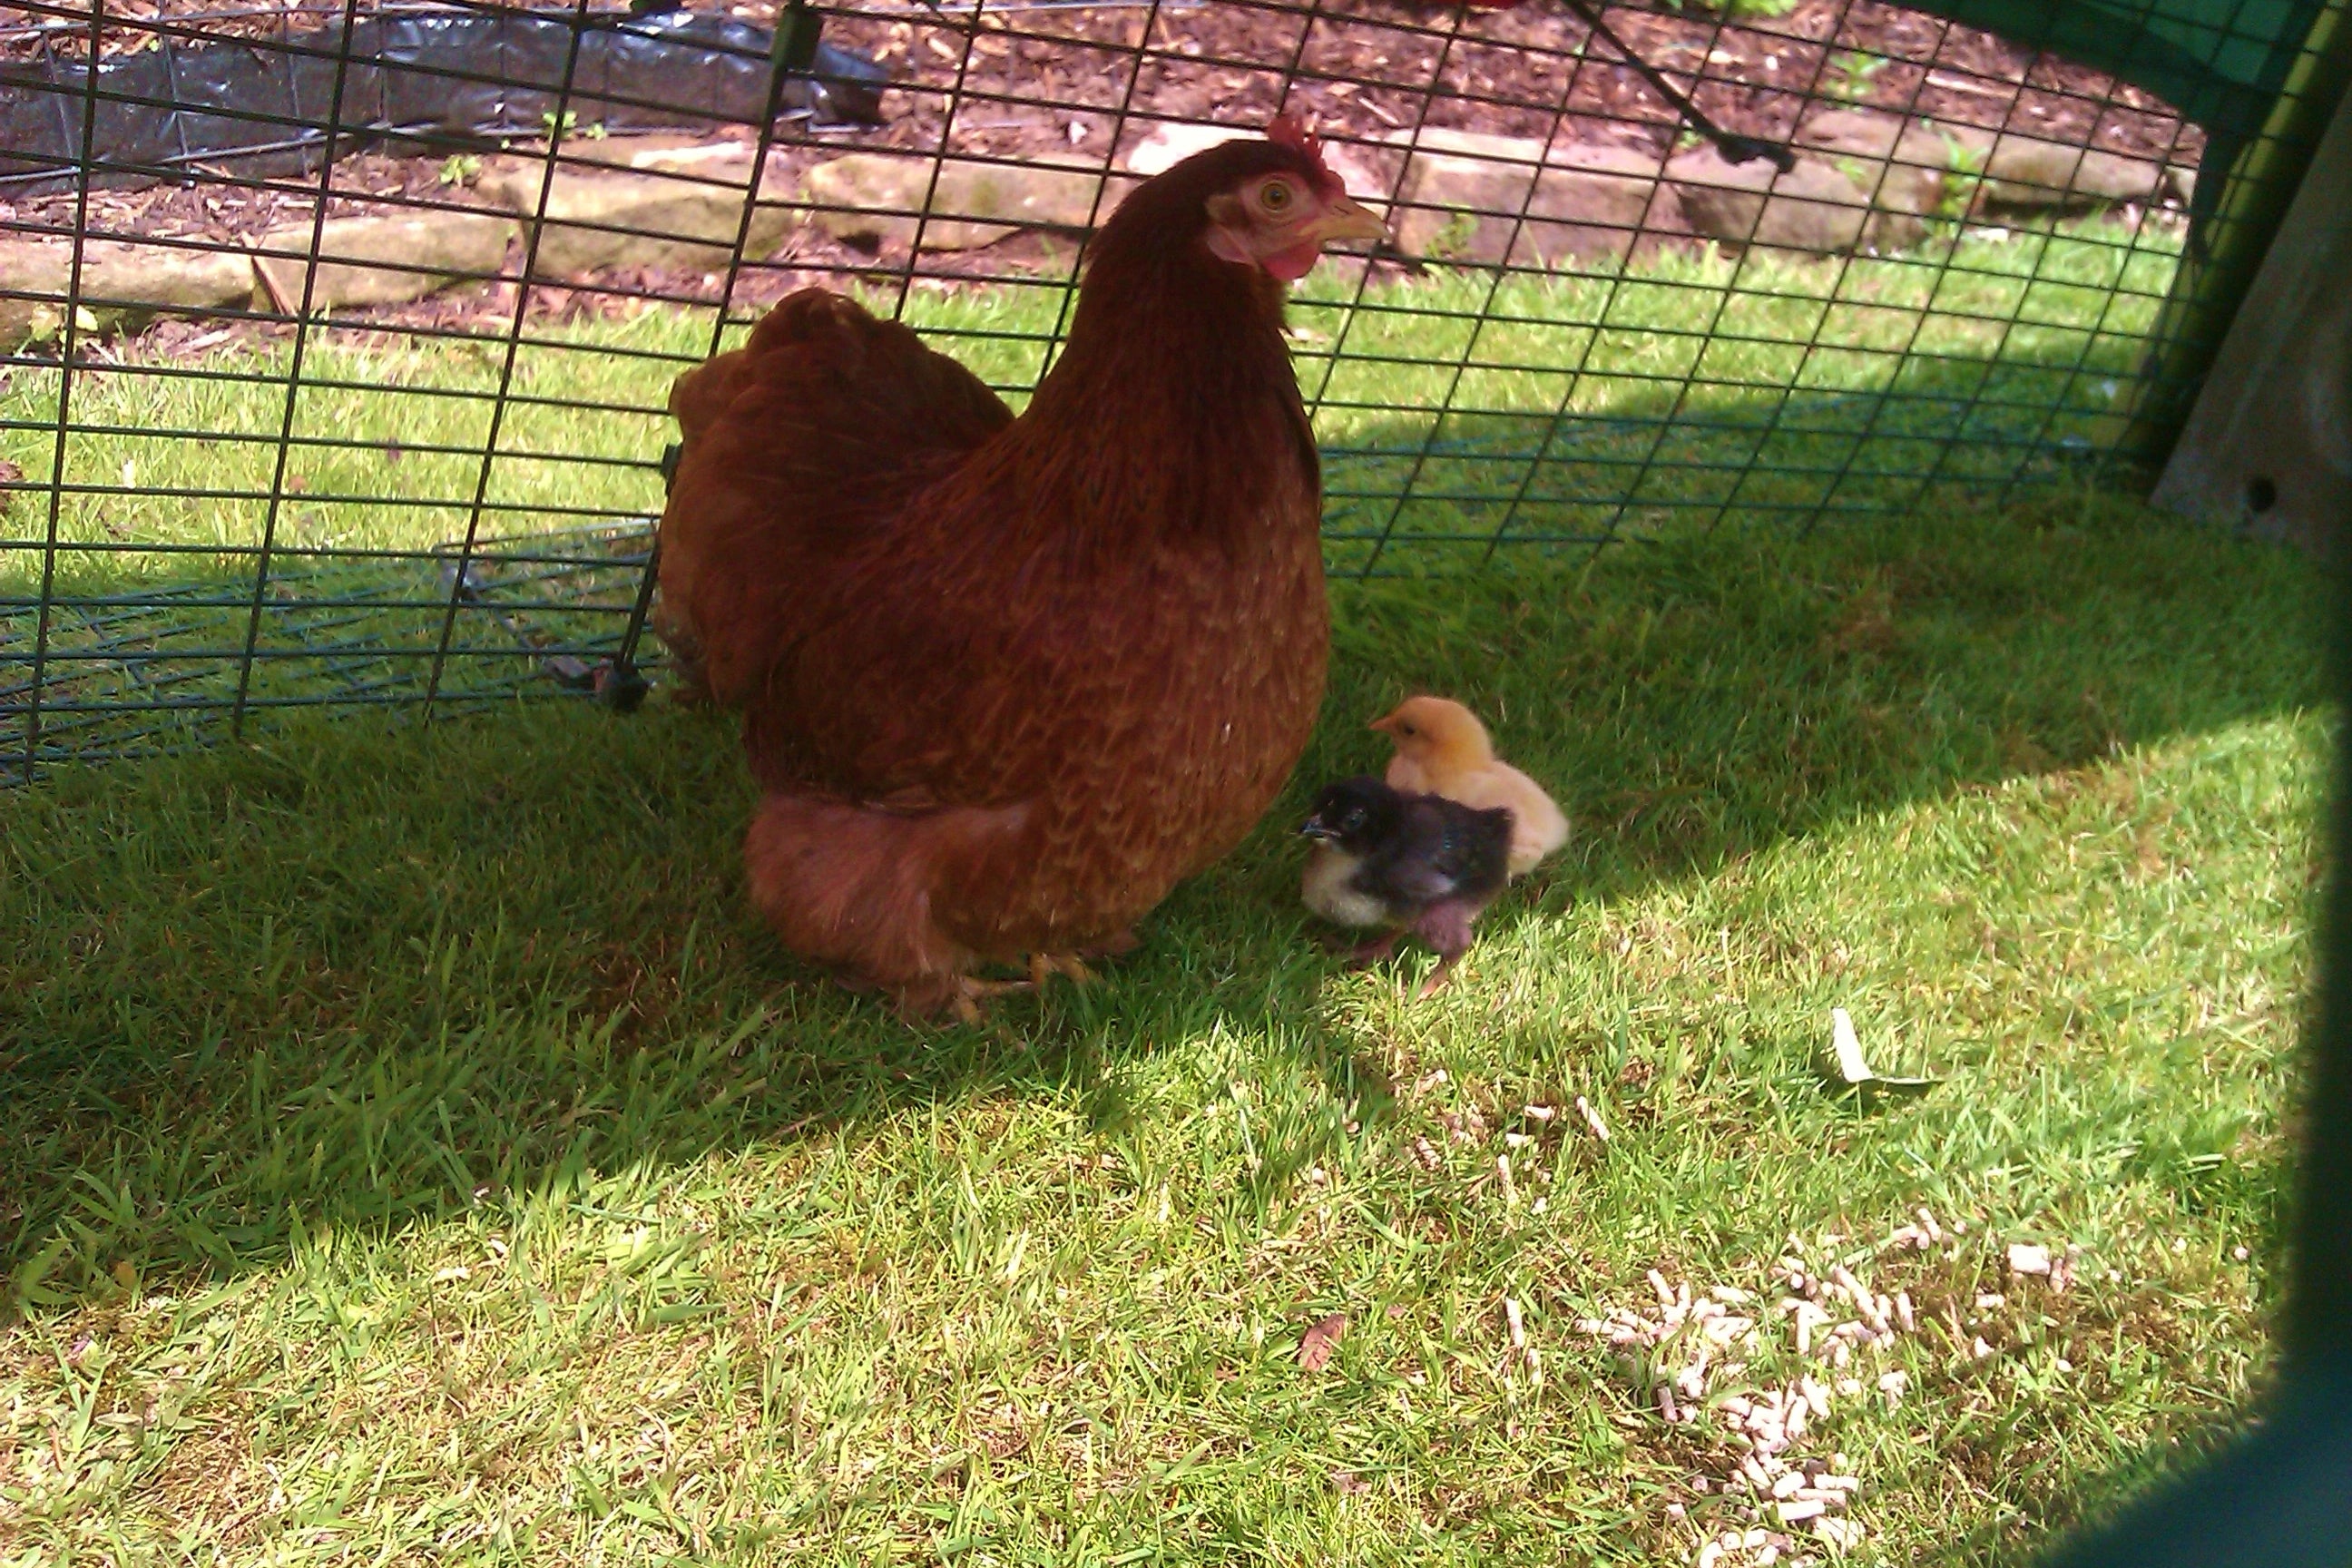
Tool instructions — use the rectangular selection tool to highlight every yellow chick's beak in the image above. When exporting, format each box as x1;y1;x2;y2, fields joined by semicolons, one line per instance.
1307;193;1387;248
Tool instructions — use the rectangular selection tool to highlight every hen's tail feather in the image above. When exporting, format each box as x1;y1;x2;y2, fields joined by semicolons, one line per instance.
667;348;757;444
743;791;1034;1007
663;289;860;444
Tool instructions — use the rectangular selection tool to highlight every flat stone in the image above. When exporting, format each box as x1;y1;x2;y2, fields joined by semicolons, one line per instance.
1979;135;2166;209
1387;132;1675;265
1386;126;1542;162
0;242;74;345
1123;121;1250;177
580;134;759;175
88;241;256;315
1669;148;1925;255
0;238;253;344
1124;121;1383;198
802;153;1106;252
479;155;798;276
1792;110;1953;216
252;211;514;310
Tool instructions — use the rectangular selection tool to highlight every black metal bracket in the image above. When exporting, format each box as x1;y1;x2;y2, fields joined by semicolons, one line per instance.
441;554;650;714
778;0;824;76
1554;0;1797;172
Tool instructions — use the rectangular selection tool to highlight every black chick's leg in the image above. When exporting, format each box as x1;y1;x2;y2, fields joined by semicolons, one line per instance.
1343;928;1403;969
1407;899;1485;998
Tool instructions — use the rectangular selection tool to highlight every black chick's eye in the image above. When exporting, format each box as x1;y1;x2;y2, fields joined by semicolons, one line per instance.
1342;808;1366;831
1257;177;1296;214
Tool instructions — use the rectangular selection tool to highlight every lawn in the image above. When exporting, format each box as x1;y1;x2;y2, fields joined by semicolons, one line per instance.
0;475;2325;1562
4;215;2183;775
1;214;2176;573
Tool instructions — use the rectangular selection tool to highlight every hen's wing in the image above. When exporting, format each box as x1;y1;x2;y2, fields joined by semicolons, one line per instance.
654;289;1014;732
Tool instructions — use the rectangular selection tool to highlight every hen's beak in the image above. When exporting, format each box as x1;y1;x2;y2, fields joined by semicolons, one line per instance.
1308;193;1387;248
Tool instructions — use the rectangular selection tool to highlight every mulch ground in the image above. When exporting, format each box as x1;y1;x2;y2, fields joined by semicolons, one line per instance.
1;0;2201;346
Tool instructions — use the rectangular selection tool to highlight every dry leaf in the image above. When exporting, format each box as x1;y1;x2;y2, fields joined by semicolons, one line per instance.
1298;1311;1347;1372
1827;1006;1940;1097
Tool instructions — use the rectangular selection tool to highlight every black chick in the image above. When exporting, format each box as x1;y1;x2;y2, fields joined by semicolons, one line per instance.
1298;775;1514;997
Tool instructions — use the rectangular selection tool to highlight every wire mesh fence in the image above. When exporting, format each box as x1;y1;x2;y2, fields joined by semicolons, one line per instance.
0;0;2340;781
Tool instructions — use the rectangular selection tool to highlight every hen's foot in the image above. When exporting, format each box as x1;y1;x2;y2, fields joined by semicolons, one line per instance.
1027;952;1101;989
890;973;1034;1025
952;975;1035;1024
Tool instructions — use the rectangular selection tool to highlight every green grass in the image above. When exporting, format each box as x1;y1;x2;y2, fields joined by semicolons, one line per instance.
2;217;2185;769
1;216;2179;577
0;490;2326;1564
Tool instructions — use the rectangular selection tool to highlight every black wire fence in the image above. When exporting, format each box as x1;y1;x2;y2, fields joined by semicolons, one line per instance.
0;0;2339;781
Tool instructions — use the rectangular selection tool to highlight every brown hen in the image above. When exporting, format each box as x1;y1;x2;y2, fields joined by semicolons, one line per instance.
653;120;1383;1020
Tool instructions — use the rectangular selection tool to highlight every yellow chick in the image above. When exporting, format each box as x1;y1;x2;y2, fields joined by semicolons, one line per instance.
1370;695;1567;878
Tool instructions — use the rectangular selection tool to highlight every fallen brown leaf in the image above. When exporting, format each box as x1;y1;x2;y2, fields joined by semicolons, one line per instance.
1298;1311;1347;1373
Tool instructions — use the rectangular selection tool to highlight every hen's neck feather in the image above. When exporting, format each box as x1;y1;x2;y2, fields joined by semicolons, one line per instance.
994;225;1317;548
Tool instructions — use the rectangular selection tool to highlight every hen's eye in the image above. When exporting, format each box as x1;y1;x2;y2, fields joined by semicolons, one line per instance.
1257;178;1298;214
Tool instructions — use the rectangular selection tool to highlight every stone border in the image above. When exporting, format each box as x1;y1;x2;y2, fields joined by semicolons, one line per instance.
0;113;2185;348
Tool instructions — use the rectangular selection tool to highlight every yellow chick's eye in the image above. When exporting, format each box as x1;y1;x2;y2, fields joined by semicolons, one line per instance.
1257;177;1298;214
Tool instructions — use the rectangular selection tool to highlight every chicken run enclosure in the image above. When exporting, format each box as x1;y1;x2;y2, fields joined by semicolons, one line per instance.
0;0;2341;780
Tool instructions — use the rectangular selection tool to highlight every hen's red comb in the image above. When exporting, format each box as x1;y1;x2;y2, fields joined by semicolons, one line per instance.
1268;112;1345;192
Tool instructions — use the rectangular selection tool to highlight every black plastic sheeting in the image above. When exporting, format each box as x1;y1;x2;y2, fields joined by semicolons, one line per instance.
0;4;889;196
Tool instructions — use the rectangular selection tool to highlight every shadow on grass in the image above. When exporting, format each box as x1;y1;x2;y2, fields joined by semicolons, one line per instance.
0;423;2323;1313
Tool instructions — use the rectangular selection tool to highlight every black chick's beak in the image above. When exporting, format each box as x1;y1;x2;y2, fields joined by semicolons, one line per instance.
1299;818;1337;842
